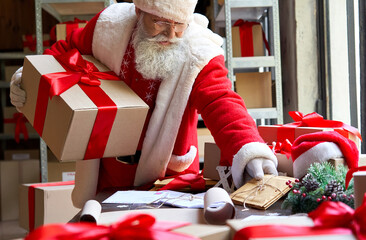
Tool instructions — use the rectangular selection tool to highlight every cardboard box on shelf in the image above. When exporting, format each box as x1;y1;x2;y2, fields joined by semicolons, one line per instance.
197;128;214;159
21;54;149;161
0;160;40;221
56;22;87;41
258;125;360;148
4;65;22;82
235;72;272;109
4;149;40;160
232;24;265;57
47;150;76;182
19;181;78;231
3;106;38;137
22;34;51;54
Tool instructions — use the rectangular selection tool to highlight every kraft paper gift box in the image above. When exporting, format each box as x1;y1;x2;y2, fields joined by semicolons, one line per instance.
203;142;221;181
19;181;79;231
232;23;265;57
0;159;40;221
22;34;51;54
235;72;272;108
4;149;40;160
227;216;356;240
56;22;87;41
20;52;149;161
47;150;76;182
3;106;38;142
172;224;230;240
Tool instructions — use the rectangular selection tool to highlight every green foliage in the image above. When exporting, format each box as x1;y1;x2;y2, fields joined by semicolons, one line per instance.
281;162;354;214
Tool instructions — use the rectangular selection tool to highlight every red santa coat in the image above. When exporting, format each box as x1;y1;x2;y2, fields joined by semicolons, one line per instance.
45;3;276;191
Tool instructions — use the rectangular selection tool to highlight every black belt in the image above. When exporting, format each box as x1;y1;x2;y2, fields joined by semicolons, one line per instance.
116;151;141;164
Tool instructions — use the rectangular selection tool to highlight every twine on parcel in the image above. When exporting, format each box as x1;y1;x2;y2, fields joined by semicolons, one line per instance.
231;175;285;211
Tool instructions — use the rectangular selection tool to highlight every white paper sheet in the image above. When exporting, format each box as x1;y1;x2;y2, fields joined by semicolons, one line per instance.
102;190;205;208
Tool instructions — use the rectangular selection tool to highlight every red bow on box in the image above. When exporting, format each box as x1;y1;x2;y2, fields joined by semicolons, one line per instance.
158;173;206;191
277;111;362;143
234;193;366;240
270;139;292;159
33;49;120;159
4;112;29;143
25;213;199;240
23;35;51;52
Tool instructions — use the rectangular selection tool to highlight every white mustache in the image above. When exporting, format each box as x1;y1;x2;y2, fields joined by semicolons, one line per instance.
147;34;182;43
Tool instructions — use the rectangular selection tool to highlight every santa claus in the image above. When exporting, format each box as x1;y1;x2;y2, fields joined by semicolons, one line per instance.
10;0;278;208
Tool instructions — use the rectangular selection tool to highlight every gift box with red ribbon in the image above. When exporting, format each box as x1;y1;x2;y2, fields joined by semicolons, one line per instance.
19;181;79;231
51;18;88;41
232;19;270;57
227;193;366;240
258;111;361;148
3;106;38;143
22;34;51;54
20;49;149;161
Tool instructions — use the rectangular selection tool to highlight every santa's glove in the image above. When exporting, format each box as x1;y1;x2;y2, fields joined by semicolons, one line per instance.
10;67;26;112
246;158;278;180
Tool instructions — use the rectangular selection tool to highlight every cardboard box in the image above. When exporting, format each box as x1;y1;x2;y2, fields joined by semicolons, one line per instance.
56;22;87;41
4;65;22;82
22;34;51;54
0;160;40;221
3;106;38;137
21;54;149;161
4;149;40;160
203;142;221;180
258;125;359;148
227;216;355;239
173;224;230;240
232;24;265;57
48;150;76;182
19;182;79;231
197;128;214;158
235;72;272;108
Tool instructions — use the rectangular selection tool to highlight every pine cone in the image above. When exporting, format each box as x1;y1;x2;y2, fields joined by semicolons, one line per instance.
301;174;320;192
324;180;344;196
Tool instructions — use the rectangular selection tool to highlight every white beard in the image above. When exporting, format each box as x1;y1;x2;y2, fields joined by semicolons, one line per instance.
132;20;188;81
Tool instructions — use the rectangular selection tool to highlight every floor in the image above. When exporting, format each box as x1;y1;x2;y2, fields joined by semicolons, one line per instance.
0;220;28;240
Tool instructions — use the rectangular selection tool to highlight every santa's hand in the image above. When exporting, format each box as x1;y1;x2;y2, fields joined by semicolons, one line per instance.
10;67;26;111
246;158;278;180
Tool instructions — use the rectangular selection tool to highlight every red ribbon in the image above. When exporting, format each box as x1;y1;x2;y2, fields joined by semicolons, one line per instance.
234;193;366;240
28;181;75;232
345;166;366;189
277;111;362;143
25;213;199;240
4;112;29;143
270;139;292;159
50;18;88;42
233;19;270;57
158;173;206;192
33;49;120;159
23;35;51;52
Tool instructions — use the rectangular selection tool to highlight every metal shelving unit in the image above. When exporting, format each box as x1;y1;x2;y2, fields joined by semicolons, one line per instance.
213;0;283;124
34;0;114;182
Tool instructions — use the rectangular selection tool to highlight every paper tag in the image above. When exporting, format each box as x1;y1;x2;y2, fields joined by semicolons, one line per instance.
62;172;75;181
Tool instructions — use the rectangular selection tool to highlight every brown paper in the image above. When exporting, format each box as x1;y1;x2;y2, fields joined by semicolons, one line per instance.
353;171;366;209
204;187;235;225
230;175;295;210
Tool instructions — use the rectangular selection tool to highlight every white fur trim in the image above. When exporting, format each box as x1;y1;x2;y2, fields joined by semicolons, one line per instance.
293;142;342;178
167;146;197;172
133;0;197;23
93;3;137;75
232;142;277;188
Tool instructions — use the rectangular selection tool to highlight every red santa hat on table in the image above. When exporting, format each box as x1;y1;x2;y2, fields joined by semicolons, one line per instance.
133;0;198;24
291;131;359;178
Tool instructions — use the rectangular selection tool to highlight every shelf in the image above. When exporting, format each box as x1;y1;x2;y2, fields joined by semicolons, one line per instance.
247;108;278;119
0;133;40;140
232;56;275;69
0;82;10;88
0;52;28;60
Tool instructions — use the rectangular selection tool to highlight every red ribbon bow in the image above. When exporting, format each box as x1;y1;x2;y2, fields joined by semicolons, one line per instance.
158;173;206;192
23;35;51;52
25;213;199;240
277;111;362;143
33;49;120;159
4;112;29;143
270;139;292;159
234;194;366;240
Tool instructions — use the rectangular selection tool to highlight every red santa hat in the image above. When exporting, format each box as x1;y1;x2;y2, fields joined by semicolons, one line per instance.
291;131;359;178
133;0;198;24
